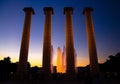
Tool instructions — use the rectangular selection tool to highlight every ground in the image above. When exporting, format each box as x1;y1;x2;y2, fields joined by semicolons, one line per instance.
0;79;120;84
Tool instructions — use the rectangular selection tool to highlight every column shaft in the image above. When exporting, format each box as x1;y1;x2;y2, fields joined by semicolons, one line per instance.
42;7;53;80
15;7;34;80
64;7;76;79
83;7;99;76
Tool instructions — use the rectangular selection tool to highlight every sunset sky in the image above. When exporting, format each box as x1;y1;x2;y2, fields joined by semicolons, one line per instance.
0;0;120;67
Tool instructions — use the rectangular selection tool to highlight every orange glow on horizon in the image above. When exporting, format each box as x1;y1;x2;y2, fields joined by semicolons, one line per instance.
77;58;89;67
29;58;89;67
1;52;101;68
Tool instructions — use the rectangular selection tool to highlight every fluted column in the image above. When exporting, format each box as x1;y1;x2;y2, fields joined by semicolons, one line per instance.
42;7;53;80
64;7;76;79
83;7;100;76
15;7;35;80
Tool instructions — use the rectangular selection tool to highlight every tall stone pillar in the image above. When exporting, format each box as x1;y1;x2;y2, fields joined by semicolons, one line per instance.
64;7;76;79
83;7;100;76
15;7;35;80
42;7;53;80
51;45;53;74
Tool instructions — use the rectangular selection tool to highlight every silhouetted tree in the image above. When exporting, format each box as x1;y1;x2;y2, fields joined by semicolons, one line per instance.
0;56;31;81
102;52;120;72
99;52;120;79
0;57;11;81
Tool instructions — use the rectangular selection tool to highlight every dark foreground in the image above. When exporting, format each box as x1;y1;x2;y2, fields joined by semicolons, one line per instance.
0;79;120;84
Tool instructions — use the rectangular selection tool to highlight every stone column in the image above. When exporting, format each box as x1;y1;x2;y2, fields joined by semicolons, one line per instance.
51;45;53;74
83;7;100;76
15;7;35;80
42;7;53;80
64;7;76;79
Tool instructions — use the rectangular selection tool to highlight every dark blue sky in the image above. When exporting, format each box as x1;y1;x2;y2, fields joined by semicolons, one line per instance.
0;0;120;66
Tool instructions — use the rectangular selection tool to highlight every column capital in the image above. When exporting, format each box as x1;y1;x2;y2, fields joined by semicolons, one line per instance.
83;7;93;15
43;7;54;15
23;7;35;15
64;7;73;14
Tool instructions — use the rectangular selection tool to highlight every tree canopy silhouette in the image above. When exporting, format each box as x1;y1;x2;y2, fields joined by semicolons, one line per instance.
100;52;120;72
0;56;31;81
